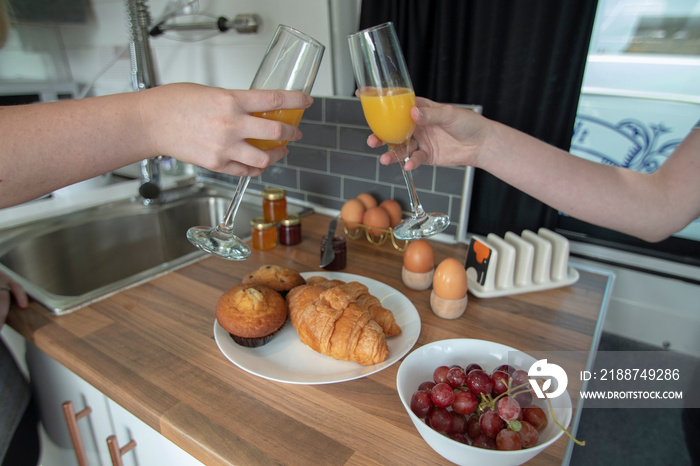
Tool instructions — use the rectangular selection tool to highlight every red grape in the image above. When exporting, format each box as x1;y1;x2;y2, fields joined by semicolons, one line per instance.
411;362;551;452
471;434;496;450
518;420;539;448
446;366;468;387
466;369;494;397
511;370;534;406
433;365;450;384
417;380;436;392
514;390;533;407
479;410;504;438
448;432;470;444
522;405;548;431
452;389;478;415
465;363;482;373
429;407;454;433
430;382;455;408
494;364;516;376
410;390;433;418
496;429;522;451
512;369;529;389
466;414;481;439
491;370;510;395
451;411;468;434
496;396;521;422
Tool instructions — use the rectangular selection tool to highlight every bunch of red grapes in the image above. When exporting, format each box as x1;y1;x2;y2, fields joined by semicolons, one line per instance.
410;363;549;451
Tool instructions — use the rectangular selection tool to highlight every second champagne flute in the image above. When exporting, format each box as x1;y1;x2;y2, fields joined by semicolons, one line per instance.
348;22;449;240
187;25;325;260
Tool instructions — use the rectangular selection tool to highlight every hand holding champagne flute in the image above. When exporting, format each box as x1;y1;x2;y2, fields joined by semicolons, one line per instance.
187;25;325;260
348;22;449;240
247;109;306;150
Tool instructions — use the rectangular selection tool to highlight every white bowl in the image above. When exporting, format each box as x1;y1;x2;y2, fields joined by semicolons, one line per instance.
396;339;572;466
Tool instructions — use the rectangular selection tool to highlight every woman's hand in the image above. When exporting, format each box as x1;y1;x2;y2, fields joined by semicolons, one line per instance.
0;272;28;329
141;83;314;177
367;97;489;170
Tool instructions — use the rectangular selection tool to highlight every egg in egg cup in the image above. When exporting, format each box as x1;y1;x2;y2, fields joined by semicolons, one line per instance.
430;258;468;319
402;239;435;290
402;266;434;290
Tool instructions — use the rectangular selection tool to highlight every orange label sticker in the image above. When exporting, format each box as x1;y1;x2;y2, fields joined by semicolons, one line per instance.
473;240;490;263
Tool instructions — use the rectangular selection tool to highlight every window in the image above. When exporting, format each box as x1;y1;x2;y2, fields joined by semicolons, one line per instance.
562;0;700;266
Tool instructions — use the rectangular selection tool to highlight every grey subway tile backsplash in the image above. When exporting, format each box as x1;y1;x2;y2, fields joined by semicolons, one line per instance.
377;162;433;191
343;178;392;201
303;98;324;122
307;193;344;210
260;164;297;189
200;96;469;241
338;126;382;153
285;146;328;171
325;98;367;126
436;166;467;196
299;170;342;198
329;151;377;180
298;121;336;148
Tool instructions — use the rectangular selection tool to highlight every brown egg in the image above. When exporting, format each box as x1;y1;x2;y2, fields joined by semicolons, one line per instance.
433;258;468;300
362;206;390;236
379;199;402;228
340;198;366;231
403;239;434;273
356;192;377;209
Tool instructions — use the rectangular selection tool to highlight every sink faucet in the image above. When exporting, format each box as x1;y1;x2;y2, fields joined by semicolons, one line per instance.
126;0;163;203
124;0;260;203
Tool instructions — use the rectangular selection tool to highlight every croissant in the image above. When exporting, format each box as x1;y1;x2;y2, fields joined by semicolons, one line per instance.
286;278;401;365
301;277;401;336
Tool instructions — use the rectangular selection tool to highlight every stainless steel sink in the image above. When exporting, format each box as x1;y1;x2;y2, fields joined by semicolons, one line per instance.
0;182;309;315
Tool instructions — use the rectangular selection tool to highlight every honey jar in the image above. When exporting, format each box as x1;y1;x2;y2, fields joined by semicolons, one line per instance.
250;216;277;251
279;213;302;245
261;188;287;223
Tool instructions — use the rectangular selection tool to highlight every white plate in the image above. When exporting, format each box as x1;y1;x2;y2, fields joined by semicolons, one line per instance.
214;272;421;384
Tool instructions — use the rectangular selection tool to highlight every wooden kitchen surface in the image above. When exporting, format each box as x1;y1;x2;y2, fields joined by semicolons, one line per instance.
8;213;611;465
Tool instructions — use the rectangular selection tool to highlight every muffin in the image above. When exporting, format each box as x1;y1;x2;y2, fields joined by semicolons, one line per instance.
216;284;288;347
242;264;306;297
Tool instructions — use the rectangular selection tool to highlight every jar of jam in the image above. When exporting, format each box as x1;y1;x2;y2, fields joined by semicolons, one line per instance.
279;213;302;246
250;216;277;251
320;235;347;271
261;188;287;223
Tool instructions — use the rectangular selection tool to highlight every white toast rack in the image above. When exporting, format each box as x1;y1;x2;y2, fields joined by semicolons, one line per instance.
465;228;579;298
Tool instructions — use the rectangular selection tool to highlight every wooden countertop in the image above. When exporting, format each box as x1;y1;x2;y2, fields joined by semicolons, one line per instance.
8;213;611;465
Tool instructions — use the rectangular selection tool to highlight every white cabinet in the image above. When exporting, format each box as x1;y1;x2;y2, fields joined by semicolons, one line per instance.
14;336;203;466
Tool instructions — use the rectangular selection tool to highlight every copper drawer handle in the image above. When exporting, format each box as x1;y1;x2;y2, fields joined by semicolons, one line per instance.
62;401;92;466
106;434;137;466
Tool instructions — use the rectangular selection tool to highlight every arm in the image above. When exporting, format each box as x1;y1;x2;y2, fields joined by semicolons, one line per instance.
1;272;28;329
370;98;700;242
0;83;313;208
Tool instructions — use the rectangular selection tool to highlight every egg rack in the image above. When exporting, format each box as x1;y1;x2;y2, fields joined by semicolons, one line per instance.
465;227;579;298
340;220;409;251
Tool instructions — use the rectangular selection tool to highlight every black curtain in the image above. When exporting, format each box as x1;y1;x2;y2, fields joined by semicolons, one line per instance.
359;1;598;237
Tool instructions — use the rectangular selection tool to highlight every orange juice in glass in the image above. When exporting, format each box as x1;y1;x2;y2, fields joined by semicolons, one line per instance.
187;24;324;260
247;108;305;150
348;21;449;240
359;87;416;145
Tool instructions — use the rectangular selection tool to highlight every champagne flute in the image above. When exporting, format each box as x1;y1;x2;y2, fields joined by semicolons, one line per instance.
348;22;449;240
187;25;325;260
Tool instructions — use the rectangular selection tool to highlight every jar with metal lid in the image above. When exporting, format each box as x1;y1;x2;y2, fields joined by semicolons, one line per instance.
261;187;287;223
320;235;347;271
250;216;277;251
279;213;302;245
